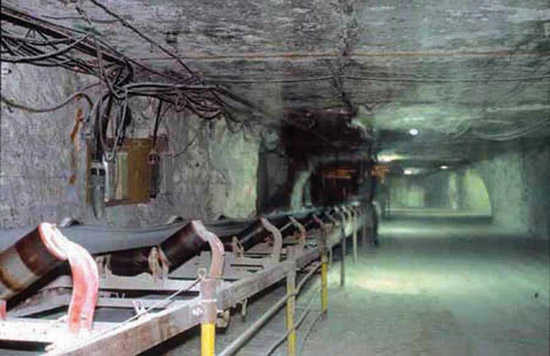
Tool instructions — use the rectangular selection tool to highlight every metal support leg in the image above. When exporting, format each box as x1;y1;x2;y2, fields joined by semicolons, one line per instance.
334;211;347;288
286;269;296;356
340;228;346;287
321;254;328;317
313;214;329;317
352;210;358;263
361;208;368;247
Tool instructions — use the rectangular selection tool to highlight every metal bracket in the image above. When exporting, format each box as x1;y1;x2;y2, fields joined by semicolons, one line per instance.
192;220;225;325
324;211;339;226
132;300;147;316
148;246;169;281
231;236;245;260
165;215;184;224
240;298;248;321
334;208;348;236
192;220;225;279
38;223;99;334
95;255;112;278
289;216;307;250
0;300;5;320
260;217;282;264
282;216;307;260
312;214;328;254
344;207;356;239
216;309;231;328
59;217;80;228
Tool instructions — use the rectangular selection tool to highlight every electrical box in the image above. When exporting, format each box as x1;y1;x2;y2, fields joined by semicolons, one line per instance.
87;137;169;208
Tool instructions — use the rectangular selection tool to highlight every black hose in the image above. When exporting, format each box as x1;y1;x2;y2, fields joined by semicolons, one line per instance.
1;88;94;113
2;34;91;63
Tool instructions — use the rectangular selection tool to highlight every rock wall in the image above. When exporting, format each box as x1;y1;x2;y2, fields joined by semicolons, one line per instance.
474;143;550;238
387;169;491;215
0;64;259;229
461;169;492;213
0;64;92;229
389;176;426;208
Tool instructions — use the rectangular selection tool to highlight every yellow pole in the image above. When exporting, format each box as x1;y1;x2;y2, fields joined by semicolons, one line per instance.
321;254;328;316
201;322;216;356
286;270;296;356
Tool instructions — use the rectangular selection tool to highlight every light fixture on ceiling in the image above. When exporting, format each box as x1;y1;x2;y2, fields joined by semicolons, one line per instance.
409;128;419;136
440;165;449;170
378;153;401;163
404;169;413;175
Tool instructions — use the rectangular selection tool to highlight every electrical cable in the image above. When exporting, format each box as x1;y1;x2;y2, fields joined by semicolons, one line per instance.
205;74;550;84
1;33;77;45
1;86;96;113
472;117;550;141
87;0;196;78
167;137;197;158
41;14;118;24
2;34;91;63
152;99;163;149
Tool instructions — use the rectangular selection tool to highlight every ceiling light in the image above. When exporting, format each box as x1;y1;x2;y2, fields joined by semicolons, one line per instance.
404;169;413;175
409;128;419;136
440;165;448;170
378;153;401;163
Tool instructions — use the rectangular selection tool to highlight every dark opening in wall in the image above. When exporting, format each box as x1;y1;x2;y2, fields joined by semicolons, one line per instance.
256;107;374;213
310;163;361;206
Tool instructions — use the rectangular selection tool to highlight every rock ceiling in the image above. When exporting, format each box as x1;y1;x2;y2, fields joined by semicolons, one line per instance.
6;0;550;164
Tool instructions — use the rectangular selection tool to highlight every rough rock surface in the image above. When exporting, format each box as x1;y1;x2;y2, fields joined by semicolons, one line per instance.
0;64;259;229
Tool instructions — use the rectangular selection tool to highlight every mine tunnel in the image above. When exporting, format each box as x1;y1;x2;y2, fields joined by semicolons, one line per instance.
0;1;549;355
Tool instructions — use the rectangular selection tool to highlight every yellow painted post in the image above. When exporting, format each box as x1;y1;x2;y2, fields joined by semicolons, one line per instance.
201;322;216;356
200;277;218;356
321;254;328;316
286;269;297;356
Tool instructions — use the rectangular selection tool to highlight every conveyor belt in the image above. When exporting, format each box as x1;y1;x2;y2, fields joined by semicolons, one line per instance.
0;205;359;297
0;208;323;255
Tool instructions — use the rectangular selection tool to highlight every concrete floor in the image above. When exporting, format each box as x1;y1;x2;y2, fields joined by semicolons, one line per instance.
1;217;548;355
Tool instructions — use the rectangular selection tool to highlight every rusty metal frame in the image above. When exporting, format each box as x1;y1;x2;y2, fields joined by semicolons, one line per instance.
0;206;363;355
260;217;283;264
38;223;99;334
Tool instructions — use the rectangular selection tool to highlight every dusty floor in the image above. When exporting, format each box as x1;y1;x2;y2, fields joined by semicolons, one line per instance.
298;218;549;356
151;216;549;356
1;217;548;355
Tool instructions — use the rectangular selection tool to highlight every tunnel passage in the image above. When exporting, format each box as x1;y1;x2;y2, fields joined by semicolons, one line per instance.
257;107;375;214
383;167;492;218
0;1;549;355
